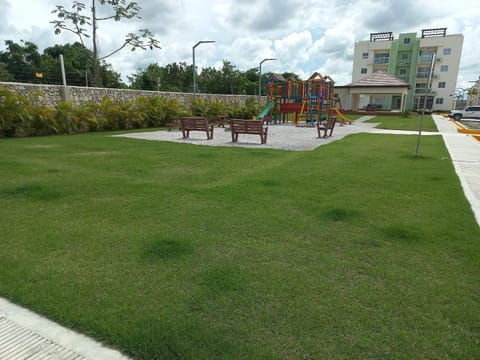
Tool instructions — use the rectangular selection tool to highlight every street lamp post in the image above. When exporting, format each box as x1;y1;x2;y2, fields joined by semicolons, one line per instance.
258;58;276;101
192;40;215;99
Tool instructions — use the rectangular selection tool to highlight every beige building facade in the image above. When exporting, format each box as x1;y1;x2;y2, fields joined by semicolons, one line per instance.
352;28;463;111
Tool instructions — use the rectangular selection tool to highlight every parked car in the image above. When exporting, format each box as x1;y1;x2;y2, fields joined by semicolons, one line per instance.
448;106;480;121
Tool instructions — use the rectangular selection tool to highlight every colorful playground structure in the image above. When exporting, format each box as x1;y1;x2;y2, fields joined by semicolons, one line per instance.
258;72;350;125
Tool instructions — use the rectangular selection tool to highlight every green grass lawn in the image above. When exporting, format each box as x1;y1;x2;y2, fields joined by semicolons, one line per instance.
344;114;364;121
1;129;479;359
365;114;438;132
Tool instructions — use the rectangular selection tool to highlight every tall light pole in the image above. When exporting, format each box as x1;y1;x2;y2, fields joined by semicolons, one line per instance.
192;40;215;99
258;58;276;101
416;52;436;157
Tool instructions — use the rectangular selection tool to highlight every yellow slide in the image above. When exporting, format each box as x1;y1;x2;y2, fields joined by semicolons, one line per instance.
331;108;351;123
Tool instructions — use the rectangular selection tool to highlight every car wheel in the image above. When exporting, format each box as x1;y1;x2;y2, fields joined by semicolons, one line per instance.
453;114;462;121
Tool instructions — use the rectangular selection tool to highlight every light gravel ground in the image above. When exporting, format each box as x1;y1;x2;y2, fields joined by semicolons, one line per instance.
113;116;439;151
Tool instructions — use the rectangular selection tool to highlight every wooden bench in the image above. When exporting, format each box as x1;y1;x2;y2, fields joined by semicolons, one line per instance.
229;119;268;144
212;115;229;128
179;117;214;139
166;118;180;131
316;116;336;138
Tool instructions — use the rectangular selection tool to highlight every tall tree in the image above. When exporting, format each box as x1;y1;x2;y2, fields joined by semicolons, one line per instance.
0;62;12;81
243;67;260;95
129;63;163;91
129;62;193;92
42;42;124;87
0;40;42;83
199;61;243;95
51;0;160;87
41;42;94;86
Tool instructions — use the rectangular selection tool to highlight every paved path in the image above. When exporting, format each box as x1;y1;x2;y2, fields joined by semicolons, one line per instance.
0;298;131;359
431;114;480;226
1;115;478;360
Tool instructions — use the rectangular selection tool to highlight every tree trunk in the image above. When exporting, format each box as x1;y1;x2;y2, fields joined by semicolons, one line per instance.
91;0;102;87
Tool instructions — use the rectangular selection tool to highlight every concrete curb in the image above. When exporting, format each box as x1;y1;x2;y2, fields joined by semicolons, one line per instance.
0;298;131;360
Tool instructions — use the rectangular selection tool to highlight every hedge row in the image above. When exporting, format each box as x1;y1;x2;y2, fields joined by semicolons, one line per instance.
0;87;261;137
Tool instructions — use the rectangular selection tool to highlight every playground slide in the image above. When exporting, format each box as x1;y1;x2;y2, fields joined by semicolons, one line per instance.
331;108;351;123
256;101;273;120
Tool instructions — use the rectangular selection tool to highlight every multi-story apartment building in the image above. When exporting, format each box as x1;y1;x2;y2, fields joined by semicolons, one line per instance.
352;28;463;111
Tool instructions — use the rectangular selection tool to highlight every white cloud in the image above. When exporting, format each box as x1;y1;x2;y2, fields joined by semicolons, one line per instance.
274;31;312;70
224;37;275;70
0;0;479;89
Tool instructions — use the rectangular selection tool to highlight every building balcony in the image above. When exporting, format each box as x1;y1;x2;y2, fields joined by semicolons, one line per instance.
418;56;435;64
414;89;436;95
416;73;438;79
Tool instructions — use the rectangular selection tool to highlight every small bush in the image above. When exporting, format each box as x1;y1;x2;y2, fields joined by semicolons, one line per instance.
0;87;29;137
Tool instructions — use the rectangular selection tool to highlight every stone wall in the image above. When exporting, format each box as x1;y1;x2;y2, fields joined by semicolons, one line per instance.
0;82;261;107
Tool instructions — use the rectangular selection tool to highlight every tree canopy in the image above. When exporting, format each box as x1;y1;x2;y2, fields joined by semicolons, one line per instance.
0;40;124;88
51;0;160;86
1;39;302;95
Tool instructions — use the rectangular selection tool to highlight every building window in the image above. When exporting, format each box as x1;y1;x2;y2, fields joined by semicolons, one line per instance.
440;65;448;72
362;52;368;59
415;83;427;94
438;82;446;88
374;53;390;64
399;68;407;75
361;68;367;74
401;53;408;60
419;49;435;63
404;38;411;44
443;48;451;55
435;98;444;104
417;67;430;79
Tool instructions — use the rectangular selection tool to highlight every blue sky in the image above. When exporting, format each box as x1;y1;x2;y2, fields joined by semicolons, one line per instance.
0;0;479;89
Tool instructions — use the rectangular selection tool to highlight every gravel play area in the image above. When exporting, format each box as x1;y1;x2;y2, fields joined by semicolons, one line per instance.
113;116;439;151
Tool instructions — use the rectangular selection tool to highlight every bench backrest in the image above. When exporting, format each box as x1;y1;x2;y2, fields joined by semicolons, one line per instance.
230;119;264;133
179;117;209;129
326;116;336;129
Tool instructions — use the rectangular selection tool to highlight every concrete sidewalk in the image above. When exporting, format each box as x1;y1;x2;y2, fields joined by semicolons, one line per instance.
1;114;478;360
0;298;131;359
431;114;480;226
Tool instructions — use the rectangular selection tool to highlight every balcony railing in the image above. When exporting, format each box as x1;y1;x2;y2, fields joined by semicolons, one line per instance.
416;73;437;79
418;56;434;63
414;89;436;95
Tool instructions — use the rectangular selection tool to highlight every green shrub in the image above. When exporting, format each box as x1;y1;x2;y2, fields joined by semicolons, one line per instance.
0;86;260;137
0;87;29;137
23;91;57;136
189;98;210;117
134;96;184;127
229;97;261;119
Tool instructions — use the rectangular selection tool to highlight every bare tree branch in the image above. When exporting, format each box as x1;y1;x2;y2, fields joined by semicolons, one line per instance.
51;0;160;86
